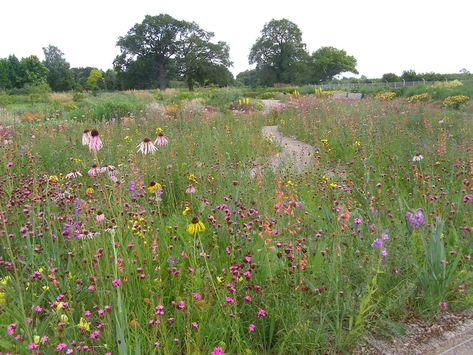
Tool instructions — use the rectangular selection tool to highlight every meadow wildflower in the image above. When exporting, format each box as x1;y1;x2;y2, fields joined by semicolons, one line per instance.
257;308;266;317
412;153;424;162
88;164;100;177
186;185;196;194
137;138;157;155
249;324;256;332
212;346;224;355
154;128;168;146
406;209;425;229
82;129;91;145
112;278;121;287
187;217;206;234
66;170;82;179
88;129;103;152
95;212;105;222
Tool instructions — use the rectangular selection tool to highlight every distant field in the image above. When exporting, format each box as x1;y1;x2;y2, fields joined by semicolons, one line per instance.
0;86;472;353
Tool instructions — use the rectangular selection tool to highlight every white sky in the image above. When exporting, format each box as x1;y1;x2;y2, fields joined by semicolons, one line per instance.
1;0;472;78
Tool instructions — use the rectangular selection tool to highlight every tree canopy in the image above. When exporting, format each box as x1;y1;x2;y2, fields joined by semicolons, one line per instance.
42;45;73;91
309;47;358;83
249;19;307;86
115;14;232;91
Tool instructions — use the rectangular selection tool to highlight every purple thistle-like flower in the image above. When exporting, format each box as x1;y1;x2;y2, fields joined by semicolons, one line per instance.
406;208;425;229
371;238;383;249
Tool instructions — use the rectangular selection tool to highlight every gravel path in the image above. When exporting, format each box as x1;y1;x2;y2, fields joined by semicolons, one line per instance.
257;125;316;175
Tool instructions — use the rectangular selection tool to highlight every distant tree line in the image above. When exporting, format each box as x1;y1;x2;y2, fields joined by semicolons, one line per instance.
0;15;471;92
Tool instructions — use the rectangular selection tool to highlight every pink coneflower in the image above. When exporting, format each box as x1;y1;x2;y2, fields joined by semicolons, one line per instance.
82;129;91;146
88;129;103;152
88;164;100;177
186;185;196;194
99;164;117;176
95;212;105;222
154;128;168;146
66;170;82;179
137;138;157;155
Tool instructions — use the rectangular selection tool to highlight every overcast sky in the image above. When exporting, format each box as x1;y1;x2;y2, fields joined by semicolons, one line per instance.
1;0;471;78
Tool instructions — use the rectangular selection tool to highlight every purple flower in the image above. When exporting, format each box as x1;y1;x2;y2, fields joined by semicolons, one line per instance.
406;208;425;229
111;279;120;287
371;239;383;248
212;346;224;355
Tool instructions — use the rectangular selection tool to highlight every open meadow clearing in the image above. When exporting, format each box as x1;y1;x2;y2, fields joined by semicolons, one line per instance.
0;87;472;353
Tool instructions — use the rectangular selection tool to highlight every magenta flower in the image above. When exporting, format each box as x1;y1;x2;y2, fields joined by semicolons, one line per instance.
7;323;16;336
211;346;224;355
353;217;362;225
406;208;425;229
111;278;121;287
56;343;67;351
257;308;266;317
186;185;196;194
439;301;448;310
226;296;235;304
90;330;100;339
249;323;256;332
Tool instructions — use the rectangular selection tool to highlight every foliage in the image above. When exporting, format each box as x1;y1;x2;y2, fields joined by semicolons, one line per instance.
86;69;105;91
309;47;358;83
249;18;307;86
381;73;400;82
42;45;74;91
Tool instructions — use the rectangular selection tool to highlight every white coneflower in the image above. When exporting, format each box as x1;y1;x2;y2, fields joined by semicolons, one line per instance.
412;153;424;162
66;170;83;179
82;129;92;146
137;138;157;155
154;128;168;146
88;129;103;152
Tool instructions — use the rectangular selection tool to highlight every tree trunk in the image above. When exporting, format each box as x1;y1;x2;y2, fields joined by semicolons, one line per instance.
187;76;194;91
158;60;166;91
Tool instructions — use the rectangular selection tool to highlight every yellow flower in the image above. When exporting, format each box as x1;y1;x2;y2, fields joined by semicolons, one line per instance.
187;217;206;234
86;186;94;194
354;140;361;147
34;335;40;344
147;181;161;193
38;267;44;273
0;291;5;305
188;173;197;183
49;175;59;183
78;317;91;332
124;135;132;143
56;302;64;311
329;182;338;189
73;158;82;164
42;285;49;291
60;314;69;323
182;207;190;216
321;139;329;147
286;180;294;187
156;127;163;135
216;276;224;284
0;276;10;285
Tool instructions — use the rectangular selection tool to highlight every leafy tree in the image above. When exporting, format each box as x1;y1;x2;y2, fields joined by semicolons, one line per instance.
0;58;10;89
236;69;259;87
86;69;104;90
310;47;358;83
249;18;307;86
116;14;185;90
7;55;23;88
381;73;400;82
114;55;162;89
104;69;118;90
401;70;419;82
42;45;73;91
19;55;49;86
71;67;95;90
177;22;231;91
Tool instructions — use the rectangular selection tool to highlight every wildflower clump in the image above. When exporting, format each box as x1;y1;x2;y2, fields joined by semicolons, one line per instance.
375;91;396;100
407;93;429;103
442;95;469;109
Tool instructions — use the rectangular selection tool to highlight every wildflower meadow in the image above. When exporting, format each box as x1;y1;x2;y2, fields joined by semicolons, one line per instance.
1;89;472;354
